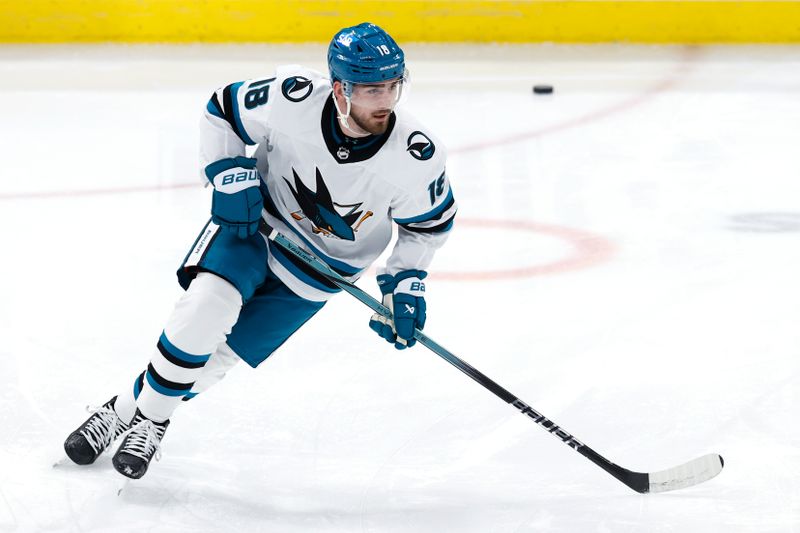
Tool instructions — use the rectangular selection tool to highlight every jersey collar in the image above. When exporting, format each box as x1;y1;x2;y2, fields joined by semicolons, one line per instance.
321;94;396;164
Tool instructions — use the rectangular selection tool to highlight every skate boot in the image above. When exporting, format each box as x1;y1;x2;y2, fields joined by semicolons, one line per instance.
112;409;169;479
64;396;130;465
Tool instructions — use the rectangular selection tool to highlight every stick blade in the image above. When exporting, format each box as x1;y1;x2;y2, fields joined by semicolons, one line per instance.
647;453;724;493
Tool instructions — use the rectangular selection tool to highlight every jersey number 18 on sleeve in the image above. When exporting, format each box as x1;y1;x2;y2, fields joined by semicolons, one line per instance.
427;174;445;205
244;77;276;109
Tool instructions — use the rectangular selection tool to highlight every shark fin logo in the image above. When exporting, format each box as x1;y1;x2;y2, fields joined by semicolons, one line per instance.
407;131;435;161
284;167;373;241
281;76;314;102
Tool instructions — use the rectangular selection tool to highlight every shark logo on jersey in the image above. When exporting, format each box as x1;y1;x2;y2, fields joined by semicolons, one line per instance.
281;76;314;102
407;131;435;161
284;167;373;241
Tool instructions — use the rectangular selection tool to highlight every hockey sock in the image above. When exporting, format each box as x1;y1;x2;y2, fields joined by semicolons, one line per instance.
112;373;141;425
184;341;242;399
135;273;243;422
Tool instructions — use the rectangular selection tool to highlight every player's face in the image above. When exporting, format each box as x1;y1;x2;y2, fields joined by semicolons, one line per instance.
334;78;403;135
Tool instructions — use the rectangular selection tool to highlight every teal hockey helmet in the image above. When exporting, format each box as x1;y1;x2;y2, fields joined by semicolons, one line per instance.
327;22;406;90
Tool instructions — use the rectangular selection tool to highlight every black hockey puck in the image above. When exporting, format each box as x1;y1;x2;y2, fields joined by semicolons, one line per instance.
533;84;554;95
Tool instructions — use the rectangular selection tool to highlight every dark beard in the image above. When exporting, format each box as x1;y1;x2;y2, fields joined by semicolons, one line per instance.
350;111;389;135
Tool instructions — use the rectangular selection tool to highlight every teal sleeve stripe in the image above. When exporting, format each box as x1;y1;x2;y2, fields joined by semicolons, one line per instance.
399;213;455;234
206;98;224;119
204;156;258;183
394;187;454;225
230;82;256;145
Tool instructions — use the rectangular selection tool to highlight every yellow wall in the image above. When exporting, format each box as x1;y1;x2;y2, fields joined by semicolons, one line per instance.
3;1;800;43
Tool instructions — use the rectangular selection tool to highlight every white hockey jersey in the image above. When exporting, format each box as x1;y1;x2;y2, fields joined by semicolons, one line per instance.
200;65;457;302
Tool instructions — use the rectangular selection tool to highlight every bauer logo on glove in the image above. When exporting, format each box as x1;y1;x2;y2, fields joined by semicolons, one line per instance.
220;170;259;186
205;156;264;239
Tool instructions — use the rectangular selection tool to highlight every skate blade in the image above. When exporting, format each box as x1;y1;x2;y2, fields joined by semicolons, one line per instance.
117;478;131;496
52;457;71;468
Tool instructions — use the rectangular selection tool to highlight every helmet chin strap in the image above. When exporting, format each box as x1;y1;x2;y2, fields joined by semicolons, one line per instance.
331;91;371;137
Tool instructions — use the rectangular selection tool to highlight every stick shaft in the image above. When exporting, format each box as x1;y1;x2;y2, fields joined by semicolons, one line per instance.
262;225;647;492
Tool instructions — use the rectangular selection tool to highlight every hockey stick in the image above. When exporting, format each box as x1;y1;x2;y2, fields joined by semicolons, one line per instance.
258;220;724;493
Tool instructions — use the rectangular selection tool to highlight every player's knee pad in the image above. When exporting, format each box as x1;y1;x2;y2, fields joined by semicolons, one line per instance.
164;272;244;356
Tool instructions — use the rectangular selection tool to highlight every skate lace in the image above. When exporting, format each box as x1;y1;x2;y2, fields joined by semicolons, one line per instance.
80;405;125;453
122;420;164;462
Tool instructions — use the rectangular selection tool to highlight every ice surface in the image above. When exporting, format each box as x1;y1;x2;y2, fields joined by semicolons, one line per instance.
0;43;798;532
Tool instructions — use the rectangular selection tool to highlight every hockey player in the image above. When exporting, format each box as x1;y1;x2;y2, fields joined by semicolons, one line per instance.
63;22;457;480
